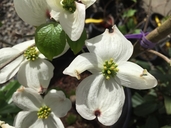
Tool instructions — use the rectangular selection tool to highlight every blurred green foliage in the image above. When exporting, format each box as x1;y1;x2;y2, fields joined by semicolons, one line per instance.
128;59;171;128
0;21;2;27
118;8;141;34
0;80;21;125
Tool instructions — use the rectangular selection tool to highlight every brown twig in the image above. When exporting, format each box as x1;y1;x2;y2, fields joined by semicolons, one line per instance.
147;49;171;65
143;0;152;32
0;39;13;46
0;43;35;70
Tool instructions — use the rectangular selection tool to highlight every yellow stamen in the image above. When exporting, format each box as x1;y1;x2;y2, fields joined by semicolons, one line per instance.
37;106;51;119
102;58;119;80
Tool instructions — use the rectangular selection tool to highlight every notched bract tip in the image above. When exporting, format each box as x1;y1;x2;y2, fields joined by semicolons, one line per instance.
76;70;81;80
140;69;148;77
17;86;25;92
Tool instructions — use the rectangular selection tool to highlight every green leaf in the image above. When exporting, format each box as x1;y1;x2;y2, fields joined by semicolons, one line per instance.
134;101;158;117
161;126;171;128
0;21;2;27
164;95;171;114
134;59;151;71
150;70;169;82
168;48;171;57
35;23;66;60
132;92;145;107
145;116;159;128
132;0;137;2
66;114;77;125
160;84;171;96
0;81;21;103
133;29;141;34
0;117;14;126
3;81;21;103
0;90;6;97
123;9;137;18
0;103;21;114
0;92;7;109
148;89;157;96
67;29;87;54
127;18;136;30
158;105;166;114
144;93;157;102
118;25;127;34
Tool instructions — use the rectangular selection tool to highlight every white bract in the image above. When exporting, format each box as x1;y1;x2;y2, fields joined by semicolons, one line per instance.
12;87;71;128
47;0;96;41
0;40;54;93
63;25;158;126
0;121;15;128
14;0;50;26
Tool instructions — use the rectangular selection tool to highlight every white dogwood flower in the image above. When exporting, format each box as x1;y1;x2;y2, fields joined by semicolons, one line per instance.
12;87;71;128
0;121;15;128
14;0;50;26
47;0;96;41
0;40;54;93
63;25;157;126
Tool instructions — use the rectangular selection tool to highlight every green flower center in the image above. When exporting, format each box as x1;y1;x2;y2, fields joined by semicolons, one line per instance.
62;0;76;13
102;58;119;80
24;47;39;61
37;106;51;119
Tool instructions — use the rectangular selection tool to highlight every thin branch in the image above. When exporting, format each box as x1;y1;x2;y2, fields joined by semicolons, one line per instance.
147;49;171;65
0;52;23;70
143;0;152;32
0;40;13;46
0;43;35;70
